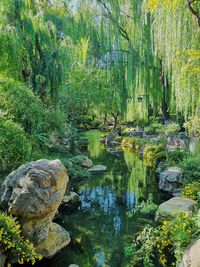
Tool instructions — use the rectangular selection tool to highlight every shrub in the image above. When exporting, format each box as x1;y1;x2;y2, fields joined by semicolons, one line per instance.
145;122;165;135
62;155;90;181
182;182;200;200
0;75;44;134
130;212;198;266
184;116;200;139
122;137;139;149
43;108;67;138
128;194;158;217
0;212;42;265
0;119;31;172
143;145;166;168
165;122;180;135
121;128;134;136
179;155;200;183
167;150;185;165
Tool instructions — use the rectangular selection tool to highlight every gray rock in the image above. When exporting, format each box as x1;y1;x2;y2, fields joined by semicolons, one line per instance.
156;197;197;220
107;133;116;145
159;167;183;195
0;159;70;258
82;158;93;168
88;165;107;172
129;131;143;138
68;265;80;267
178;132;188;139
178;239;200;267
180;139;190;150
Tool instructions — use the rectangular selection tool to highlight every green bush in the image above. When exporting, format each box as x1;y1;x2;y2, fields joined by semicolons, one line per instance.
128;194;158;218
0;119;31;172
165;122;180;135
182;182;200;200
179;155;200;183
145;122;165;135
0;212;42;265
62;155;90;181
167;150;185;165
43;108;67;138
130;212;198;266
122;137;139;149
0;75;44;134
143;145;166;168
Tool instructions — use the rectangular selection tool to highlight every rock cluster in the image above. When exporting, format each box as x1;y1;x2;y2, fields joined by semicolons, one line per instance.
159;167;183;195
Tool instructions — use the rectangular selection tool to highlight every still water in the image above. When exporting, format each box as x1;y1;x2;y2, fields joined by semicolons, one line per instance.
32;130;160;267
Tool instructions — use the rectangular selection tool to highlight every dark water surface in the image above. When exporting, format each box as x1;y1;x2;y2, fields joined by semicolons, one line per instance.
29;130;160;267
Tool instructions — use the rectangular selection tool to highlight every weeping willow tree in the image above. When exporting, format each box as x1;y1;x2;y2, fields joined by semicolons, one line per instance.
65;0;167;122
148;0;200;118
0;0;199;121
63;0;199;121
0;0;70;100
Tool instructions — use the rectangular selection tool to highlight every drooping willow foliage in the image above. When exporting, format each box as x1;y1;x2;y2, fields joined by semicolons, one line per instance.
148;0;200;118
68;0;200;120
0;0;199;120
0;0;70;100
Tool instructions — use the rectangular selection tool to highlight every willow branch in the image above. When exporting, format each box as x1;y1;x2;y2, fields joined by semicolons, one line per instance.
96;0;131;43
186;0;200;28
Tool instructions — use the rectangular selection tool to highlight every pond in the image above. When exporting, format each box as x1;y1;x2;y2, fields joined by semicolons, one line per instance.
31;130;161;267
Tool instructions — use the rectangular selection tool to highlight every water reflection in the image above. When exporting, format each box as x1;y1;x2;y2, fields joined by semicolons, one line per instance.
32;130;160;267
57;131;159;266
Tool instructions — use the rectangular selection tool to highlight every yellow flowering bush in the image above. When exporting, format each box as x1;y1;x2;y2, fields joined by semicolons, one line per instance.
0;212;42;265
130;212;198;266
157;213;196;265
182;182;200;200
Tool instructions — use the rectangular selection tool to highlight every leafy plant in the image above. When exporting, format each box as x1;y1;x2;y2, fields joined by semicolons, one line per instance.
130;194;158;217
184;116;200;139
165;122;180;135
0;212;42;265
179;155;200;183
130;212;198;266
143;144;166;168
122;137;139;149
145;122;165;135
182;182;200;200
0;119;31;173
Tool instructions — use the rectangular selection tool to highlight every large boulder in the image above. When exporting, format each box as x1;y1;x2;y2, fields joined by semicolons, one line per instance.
156;197;197;221
0;159;70;258
179;239;200;267
159;167;183;195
